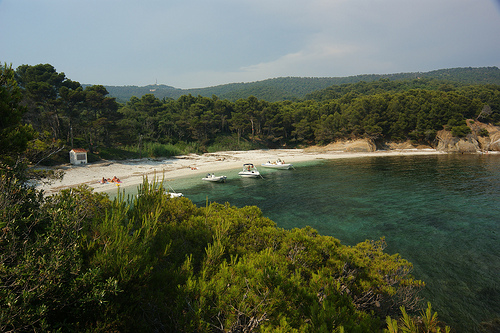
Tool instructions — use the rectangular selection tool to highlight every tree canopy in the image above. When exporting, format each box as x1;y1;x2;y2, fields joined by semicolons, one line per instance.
6;63;500;165
103;67;500;103
0;63;36;168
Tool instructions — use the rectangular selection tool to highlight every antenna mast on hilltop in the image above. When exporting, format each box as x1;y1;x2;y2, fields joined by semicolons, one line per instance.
150;79;158;92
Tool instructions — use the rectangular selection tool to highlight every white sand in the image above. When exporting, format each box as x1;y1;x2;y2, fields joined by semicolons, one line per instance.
36;148;444;195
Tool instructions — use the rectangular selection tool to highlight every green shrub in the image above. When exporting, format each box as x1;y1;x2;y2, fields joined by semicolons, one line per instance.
149;142;182;157
92;147;138;160
384;302;451;333
177;141;202;154
0;176;452;332
478;129;489;137
451;125;471;137
207;135;262;152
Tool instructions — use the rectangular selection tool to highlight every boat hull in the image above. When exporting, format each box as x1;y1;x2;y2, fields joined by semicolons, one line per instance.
202;175;227;182
238;171;261;178
261;163;292;170
239;163;261;178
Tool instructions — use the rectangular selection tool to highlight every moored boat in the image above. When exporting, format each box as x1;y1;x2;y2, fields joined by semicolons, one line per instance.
165;184;183;198
202;173;227;182
261;159;293;169
238;163;261;178
167;191;183;198
137;186;183;198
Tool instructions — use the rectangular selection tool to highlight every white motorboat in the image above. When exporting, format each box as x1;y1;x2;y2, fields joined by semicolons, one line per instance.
261;159;293;170
165;184;183;198
166;191;183;198
202;173;227;182
136;186;183;198
238;163;261;178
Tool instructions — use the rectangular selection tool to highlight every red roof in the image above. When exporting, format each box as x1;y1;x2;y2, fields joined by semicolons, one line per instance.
71;148;87;153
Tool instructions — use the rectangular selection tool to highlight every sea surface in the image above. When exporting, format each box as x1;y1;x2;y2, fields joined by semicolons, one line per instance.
110;154;500;332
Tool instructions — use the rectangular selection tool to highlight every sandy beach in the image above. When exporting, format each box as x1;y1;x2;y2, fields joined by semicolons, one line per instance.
36;148;444;195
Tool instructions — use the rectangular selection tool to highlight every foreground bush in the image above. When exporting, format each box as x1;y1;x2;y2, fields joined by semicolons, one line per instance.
0;178;450;332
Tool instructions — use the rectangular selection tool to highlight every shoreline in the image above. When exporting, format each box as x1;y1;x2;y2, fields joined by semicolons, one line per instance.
36;148;446;195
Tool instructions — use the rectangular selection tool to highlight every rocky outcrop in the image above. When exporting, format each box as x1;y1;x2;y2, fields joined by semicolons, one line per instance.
489;137;500;151
384;141;433;150
435;130;478;152
304;121;500;154
385;141;415;150
469;120;500;151
306;138;430;153
305;139;377;153
435;120;500;153
345;139;377;152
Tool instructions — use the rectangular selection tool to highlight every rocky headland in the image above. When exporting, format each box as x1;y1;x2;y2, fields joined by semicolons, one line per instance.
305;120;500;154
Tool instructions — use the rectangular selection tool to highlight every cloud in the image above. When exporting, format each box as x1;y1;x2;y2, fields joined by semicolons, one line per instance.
242;42;360;76
169;42;364;88
1;0;499;88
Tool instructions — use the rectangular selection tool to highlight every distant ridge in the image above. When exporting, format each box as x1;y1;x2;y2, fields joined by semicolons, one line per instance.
99;67;500;103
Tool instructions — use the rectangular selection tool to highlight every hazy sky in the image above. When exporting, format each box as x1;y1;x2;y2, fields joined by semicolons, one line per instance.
1;0;499;88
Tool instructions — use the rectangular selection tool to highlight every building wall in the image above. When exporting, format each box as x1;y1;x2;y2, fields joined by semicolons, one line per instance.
69;151;88;165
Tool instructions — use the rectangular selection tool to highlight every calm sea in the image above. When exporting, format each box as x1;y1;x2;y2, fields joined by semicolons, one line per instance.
110;154;500;332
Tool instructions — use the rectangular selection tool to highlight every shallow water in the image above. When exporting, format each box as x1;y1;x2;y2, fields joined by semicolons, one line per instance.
109;154;500;332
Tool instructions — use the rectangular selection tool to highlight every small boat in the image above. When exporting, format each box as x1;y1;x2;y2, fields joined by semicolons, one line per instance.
261;159;293;170
238;163;261;178
202;173;227;182
165;184;183;198
136;186;183;198
167;191;183;198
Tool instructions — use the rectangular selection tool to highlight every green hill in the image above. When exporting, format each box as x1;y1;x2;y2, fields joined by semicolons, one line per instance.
100;66;500;103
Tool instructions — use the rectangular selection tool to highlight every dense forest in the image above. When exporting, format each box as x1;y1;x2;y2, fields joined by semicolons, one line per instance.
2;62;500;331
6;63;500;165
103;67;500;102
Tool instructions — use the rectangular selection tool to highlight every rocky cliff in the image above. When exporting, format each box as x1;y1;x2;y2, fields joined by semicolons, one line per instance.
305;139;377;153
305;121;500;154
436;120;500;153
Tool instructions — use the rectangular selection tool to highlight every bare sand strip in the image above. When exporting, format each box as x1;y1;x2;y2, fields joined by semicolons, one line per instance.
36;148;444;195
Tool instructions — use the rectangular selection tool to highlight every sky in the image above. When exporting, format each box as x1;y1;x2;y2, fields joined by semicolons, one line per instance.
1;0;500;89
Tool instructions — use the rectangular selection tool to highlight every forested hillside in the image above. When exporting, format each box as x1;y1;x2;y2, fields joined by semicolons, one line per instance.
5;63;500;167
103;66;500;102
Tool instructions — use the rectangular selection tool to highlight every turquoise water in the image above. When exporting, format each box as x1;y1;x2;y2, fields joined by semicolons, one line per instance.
111;154;500;332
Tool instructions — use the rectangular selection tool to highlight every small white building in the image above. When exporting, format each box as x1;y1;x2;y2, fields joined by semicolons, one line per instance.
69;148;88;165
